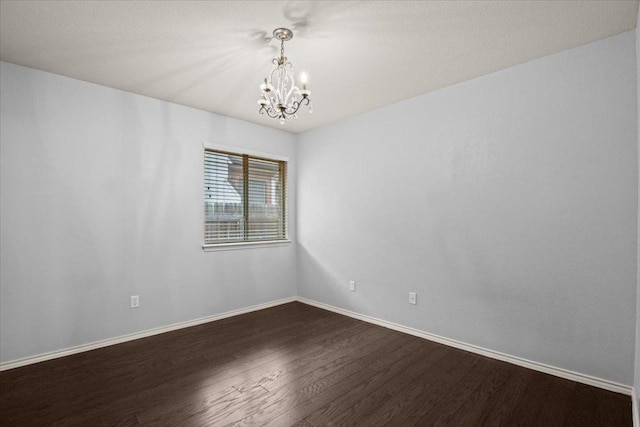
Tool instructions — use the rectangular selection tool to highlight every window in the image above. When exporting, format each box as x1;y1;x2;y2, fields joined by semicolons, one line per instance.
204;148;287;245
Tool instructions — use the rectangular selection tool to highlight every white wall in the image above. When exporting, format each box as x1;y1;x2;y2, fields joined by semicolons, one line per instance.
0;61;297;364
297;31;637;385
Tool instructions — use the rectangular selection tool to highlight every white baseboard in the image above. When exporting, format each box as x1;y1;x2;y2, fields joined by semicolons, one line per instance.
296;297;633;396
1;295;634;398
0;297;296;371
633;388;639;427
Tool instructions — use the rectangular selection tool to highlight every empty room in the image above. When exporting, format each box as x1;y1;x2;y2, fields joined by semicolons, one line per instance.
1;0;639;425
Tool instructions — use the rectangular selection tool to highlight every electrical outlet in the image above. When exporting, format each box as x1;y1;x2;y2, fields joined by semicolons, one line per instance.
349;280;356;292
409;292;417;305
130;295;140;308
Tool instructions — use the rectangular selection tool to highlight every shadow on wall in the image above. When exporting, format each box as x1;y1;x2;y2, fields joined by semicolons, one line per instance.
298;242;378;319
297;243;345;305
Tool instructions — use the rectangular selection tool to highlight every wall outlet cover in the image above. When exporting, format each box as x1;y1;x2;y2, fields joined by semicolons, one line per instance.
131;295;140;308
409;292;417;305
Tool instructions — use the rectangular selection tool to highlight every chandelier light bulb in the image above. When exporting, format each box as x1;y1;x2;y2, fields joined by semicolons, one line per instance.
258;28;312;123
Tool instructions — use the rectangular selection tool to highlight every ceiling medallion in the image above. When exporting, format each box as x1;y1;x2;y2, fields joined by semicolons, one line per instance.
258;28;312;124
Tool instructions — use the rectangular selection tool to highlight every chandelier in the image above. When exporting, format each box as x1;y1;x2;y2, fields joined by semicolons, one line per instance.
258;28;312;124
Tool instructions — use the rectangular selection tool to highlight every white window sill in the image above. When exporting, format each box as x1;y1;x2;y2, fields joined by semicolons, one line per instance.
202;240;292;252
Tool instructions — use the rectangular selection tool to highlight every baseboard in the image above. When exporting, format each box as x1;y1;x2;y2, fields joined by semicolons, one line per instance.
296;297;633;396
0;296;296;371
633;388;639;427
2;295;634;398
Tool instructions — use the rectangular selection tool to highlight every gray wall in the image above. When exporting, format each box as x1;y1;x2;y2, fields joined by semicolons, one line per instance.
0;62;297;363
297;31;637;385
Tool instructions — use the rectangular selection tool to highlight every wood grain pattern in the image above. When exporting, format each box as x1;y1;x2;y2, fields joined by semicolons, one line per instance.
0;302;631;426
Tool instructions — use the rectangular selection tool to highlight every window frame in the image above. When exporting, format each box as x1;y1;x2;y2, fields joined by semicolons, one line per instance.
202;143;290;251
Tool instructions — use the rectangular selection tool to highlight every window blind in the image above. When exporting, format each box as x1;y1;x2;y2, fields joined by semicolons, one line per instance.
204;149;286;245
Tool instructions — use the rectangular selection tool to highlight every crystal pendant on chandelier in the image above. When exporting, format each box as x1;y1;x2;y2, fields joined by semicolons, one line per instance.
258;28;312;123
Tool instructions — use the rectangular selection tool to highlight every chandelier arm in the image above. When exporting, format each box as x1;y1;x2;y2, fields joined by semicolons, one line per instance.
262;107;282;119
259;94;310;118
259;105;270;116
285;100;302;116
284;95;311;115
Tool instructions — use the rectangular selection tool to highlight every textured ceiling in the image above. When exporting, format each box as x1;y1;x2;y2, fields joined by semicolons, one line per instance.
0;1;638;133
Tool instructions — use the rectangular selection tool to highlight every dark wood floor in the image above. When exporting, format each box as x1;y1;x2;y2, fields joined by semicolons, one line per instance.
0;302;632;426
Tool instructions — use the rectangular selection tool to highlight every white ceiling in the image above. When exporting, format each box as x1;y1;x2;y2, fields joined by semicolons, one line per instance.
0;1;637;134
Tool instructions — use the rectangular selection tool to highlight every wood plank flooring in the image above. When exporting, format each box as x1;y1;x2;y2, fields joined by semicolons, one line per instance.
0;302;632;426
